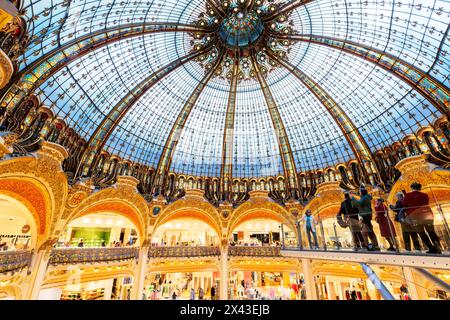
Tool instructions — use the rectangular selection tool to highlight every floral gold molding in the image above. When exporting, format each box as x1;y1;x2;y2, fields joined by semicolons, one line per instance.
0;49;13;89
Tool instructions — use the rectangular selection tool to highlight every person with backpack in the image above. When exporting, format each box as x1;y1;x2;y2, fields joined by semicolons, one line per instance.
352;187;380;251
337;191;365;251
390;191;421;252
402;182;442;254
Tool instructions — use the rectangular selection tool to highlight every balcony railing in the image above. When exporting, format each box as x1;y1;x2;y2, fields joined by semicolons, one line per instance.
0;250;32;274
49;247;140;265
148;246;221;258
228;246;281;257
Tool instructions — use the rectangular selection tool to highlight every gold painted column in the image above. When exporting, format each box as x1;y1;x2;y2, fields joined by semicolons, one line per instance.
25;238;57;299
130;239;150;300
401;267;422;300
301;258;317;300
219;245;229;300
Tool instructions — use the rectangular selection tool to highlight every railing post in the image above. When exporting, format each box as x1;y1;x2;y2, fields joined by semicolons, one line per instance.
333;223;340;250
386;209;400;253
296;220;303;250
319;218;327;251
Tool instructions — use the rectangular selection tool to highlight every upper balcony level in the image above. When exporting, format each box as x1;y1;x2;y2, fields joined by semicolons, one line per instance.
48;247;140;265
148;246;221;259
0;250;32;274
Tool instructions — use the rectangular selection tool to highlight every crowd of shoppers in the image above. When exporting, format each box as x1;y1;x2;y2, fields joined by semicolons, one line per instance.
326;182;444;254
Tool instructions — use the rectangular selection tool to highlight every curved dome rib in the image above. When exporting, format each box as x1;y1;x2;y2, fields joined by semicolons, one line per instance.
206;0;226;18
251;51;299;193
154;50;226;193
220;51;240;193
2;22;213;115
263;0;316;21
77;46;215;177
272;33;450;119
267;49;380;184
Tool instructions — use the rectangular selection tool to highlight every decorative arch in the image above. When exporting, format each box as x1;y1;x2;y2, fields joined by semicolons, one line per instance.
0;284;22;300
0;142;69;244
0;192;39;248
228;194;296;237
302;182;345;218
387;155;450;205
65;186;148;243
153;195;222;239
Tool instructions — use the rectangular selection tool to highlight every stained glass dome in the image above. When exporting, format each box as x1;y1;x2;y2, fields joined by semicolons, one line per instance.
13;0;450;179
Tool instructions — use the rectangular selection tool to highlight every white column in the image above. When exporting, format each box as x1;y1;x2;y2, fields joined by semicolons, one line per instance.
301;258;317;300
123;228;131;245
402;267;422;300
103;279;114;300
130;247;148;300
220;247;229;300
26;250;51;299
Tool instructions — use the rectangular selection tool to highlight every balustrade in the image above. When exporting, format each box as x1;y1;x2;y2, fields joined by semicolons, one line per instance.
48;247;140;265
0;250;32;274
148;246;221;258
228;246;281;257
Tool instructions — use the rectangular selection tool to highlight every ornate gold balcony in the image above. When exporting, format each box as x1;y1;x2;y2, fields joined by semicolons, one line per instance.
49;247;140;265
0;250;32;274
148;246;221;258
228;246;281;257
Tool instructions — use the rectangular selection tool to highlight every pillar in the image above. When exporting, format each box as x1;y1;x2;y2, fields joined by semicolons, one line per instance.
25;249;51;299
401;267;421;300
301;258;317;300
130;241;149;300
220;246;229;300
103;279;114;300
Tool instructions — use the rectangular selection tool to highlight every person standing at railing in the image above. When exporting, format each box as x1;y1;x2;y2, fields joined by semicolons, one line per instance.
374;198;396;251
402;182;443;254
301;210;319;249
337;192;365;251
390;192;421;252
352;187;380;251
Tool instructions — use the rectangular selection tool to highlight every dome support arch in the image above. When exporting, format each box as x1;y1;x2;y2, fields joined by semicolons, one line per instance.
77;46;216;178
1;22;214;116
220;51;239;197
251;51;299;198
153;49;226;194
271;33;450;120
267;49;381;186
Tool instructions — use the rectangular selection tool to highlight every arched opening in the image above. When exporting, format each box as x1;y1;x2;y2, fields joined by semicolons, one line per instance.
230;219;296;247
0;193;37;250
152;218;219;246
57;213;139;248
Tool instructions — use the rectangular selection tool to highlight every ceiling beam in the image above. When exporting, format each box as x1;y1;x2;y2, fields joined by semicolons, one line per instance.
263;0;316;22
250;52;299;193
267;49;380;183
220;51;239;193
77;46;214;177
272;33;450;119
1;22;214;114
153;49;226;193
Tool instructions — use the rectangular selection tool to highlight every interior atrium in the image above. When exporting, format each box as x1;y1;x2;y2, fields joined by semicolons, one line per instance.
0;0;449;301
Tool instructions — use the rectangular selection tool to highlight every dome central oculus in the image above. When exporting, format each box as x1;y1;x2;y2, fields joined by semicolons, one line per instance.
218;10;264;48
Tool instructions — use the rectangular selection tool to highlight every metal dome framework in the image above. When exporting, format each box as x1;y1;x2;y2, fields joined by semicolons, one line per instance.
0;0;449;204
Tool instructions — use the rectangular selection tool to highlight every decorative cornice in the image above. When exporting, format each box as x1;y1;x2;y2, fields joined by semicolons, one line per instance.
0;49;13;89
